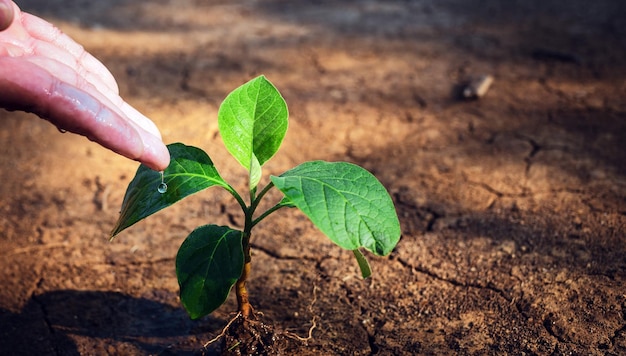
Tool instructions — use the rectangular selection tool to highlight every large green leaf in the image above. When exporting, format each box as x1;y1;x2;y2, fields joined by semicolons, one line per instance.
218;75;288;188
176;225;244;319
271;161;401;256
111;143;229;237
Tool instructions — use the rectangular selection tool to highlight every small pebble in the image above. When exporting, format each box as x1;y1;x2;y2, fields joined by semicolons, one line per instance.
463;75;494;99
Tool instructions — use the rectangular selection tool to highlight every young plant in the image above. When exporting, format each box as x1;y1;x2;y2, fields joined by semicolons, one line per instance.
111;76;401;320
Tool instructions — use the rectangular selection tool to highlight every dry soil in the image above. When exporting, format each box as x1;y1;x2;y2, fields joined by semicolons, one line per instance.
1;0;625;355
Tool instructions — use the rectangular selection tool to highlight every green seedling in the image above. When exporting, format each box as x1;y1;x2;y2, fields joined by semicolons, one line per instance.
111;76;401;320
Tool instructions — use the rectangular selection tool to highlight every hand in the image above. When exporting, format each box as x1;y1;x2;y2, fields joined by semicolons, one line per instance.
0;1;169;171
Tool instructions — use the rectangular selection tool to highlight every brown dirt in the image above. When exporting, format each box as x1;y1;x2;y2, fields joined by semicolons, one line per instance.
1;0;626;355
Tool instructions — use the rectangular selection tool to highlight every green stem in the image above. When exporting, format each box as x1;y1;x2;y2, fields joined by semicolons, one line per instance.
223;184;247;213
233;182;280;318
249;182;274;214
235;187;258;319
251;203;288;228
249;186;257;207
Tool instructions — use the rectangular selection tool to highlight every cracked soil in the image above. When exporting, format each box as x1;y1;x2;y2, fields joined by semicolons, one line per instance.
1;0;625;354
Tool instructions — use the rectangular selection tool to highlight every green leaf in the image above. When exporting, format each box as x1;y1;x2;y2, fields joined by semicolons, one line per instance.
176;225;244;319
271;161;401;256
111;143;229;237
218;75;288;188
352;249;372;279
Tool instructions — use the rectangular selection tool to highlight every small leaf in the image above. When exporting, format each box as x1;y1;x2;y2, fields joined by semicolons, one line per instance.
271;161;401;256
111;143;229;237
352;249;372;279
218;75;288;188
176;225;244;319
249;155;262;190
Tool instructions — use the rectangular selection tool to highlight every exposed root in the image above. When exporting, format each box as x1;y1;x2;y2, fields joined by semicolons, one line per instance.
201;310;286;355
285;317;318;342
285;285;319;342
203;312;242;349
202;285;320;354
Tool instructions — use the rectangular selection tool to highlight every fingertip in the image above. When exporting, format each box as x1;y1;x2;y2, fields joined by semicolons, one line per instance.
0;0;15;31
139;134;170;172
151;147;171;172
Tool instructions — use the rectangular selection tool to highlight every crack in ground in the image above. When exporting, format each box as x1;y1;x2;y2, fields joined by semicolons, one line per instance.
581;195;626;216
392;255;535;326
337;279;380;355
610;325;626;349
423;207;443;232
391;189;444;233
464;179;505;198
398;251;599;350
462;171;589;202
460;172;528;201
542;315;567;344
31;277;60;356
521;136;542;175
366;331;380;355
395;255;579;352
395;256;512;303
249;242;319;263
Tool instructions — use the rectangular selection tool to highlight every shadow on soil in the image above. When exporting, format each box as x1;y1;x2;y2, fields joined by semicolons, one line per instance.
0;290;220;355
23;0;626;74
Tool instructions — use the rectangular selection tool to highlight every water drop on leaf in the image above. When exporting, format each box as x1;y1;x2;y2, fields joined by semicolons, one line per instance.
157;171;167;193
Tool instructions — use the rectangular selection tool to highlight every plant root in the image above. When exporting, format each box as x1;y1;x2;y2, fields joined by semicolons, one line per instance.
285;285;319;343
203;285;319;354
202;310;286;355
203;312;242;349
223;312;286;355
284;317;317;343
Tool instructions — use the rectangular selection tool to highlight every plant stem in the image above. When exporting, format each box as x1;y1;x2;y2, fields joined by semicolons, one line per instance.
234;182;279;319
224;184;248;213
253;182;274;207
236;205;254;319
251;202;288;228
247;182;273;218
236;232;252;318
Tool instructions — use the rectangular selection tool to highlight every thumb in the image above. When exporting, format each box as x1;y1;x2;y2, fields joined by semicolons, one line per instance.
0;0;14;31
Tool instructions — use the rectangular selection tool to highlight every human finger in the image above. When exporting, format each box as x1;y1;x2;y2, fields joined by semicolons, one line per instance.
21;55;163;139
0;0;13;31
19;12;119;94
19;14;165;137
1;4;121;104
0;58;170;170
48;83;171;171
23;44;119;104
